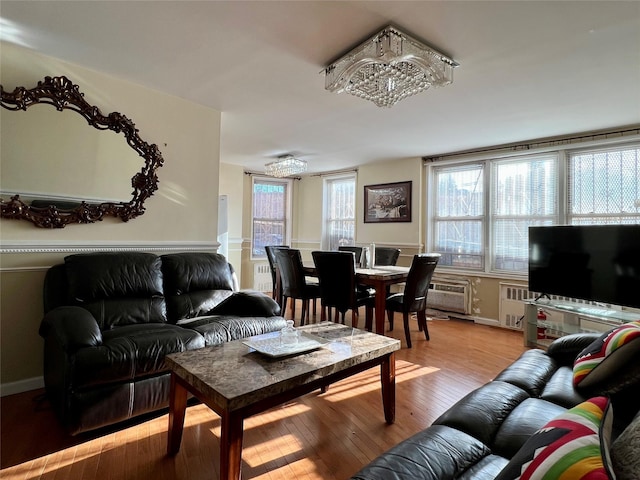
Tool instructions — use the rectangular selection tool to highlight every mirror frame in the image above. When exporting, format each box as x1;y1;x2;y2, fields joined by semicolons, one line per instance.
0;75;164;228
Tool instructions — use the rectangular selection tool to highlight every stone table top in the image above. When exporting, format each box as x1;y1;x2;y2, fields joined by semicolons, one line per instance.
166;322;400;412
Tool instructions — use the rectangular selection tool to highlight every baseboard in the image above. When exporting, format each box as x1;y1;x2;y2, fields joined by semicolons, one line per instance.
473;316;502;327
1;376;44;397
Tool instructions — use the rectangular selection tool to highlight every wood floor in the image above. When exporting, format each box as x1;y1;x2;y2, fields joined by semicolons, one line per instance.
1;312;526;480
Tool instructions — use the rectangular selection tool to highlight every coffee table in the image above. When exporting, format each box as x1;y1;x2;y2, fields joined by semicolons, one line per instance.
165;322;401;480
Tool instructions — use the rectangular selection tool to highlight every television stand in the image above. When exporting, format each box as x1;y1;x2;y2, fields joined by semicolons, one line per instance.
524;300;638;349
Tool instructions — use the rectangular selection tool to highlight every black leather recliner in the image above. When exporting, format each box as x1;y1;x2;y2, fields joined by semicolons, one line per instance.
39;251;286;435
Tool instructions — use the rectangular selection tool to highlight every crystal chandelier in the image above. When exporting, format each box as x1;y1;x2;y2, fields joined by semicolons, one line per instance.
325;25;458;108
265;154;308;177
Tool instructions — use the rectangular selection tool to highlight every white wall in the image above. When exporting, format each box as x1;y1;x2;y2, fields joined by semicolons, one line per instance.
0;42;222;393
219;163;245;280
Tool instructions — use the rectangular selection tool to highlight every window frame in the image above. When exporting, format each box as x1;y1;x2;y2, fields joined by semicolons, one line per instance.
250;176;293;260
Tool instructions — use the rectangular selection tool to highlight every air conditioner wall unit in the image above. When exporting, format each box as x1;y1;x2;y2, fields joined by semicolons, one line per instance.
427;278;471;315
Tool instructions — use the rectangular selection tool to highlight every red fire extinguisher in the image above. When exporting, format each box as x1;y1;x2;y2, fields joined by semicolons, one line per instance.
537;309;547;339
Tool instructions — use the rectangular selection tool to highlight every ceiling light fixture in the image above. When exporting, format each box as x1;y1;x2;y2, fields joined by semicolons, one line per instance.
265;154;307;178
324;25;458;108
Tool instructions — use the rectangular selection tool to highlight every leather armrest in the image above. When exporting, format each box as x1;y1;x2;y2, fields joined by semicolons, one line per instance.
39;306;103;352
208;290;281;317
546;332;601;365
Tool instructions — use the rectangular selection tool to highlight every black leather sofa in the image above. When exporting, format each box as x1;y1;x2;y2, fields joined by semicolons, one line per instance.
39;251;287;435
351;331;640;480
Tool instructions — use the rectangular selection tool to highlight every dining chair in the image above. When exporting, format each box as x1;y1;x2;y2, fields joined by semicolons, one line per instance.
370;247;402;299
265;245;289;301
274;248;321;325
385;253;440;348
312;251;375;329
338;245;364;267
375;247;401;266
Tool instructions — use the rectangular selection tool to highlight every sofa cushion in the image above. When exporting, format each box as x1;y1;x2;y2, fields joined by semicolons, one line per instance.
434;381;530;448
540;365;587;408
574;320;640;390
64;252;166;329
455;455;509;480
493;349;557;397
492;398;567;459
161;253;237;322
350;425;497;480
208;290;281;317
495;396;615;480
178;315;288;346
73;323;204;389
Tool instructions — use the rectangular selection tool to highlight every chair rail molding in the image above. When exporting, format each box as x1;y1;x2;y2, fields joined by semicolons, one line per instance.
0;241;220;254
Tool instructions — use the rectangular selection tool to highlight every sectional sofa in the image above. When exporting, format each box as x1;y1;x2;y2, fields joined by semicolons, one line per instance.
351;326;640;480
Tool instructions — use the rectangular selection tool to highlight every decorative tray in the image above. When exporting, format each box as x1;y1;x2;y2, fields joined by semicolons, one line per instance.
242;331;330;358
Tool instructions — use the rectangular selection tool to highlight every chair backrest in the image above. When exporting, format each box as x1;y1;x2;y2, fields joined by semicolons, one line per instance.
375;247;401;266
161;252;238;322
312;251;358;313
338;245;364;267
274;248;307;298
55;252;167;330
402;253;441;312
265;245;289;283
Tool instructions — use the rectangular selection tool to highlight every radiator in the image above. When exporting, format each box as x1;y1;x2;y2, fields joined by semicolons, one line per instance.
427;279;471;315
498;283;605;331
498;283;533;330
253;263;272;293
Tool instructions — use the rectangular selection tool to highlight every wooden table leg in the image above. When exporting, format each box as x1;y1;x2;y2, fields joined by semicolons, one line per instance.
167;374;188;455
374;281;387;334
220;411;244;480
381;352;396;424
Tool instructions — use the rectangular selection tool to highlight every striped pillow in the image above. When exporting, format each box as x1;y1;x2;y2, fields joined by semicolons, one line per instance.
496;396;614;480
573;320;640;388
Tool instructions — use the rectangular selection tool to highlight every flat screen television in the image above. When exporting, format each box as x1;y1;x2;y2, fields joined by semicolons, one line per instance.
528;224;640;309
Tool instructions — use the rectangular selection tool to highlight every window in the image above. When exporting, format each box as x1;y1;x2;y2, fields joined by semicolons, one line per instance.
323;174;356;250
492;155;557;272
429;141;640;275
432;165;484;269
251;177;292;258
568;146;640;225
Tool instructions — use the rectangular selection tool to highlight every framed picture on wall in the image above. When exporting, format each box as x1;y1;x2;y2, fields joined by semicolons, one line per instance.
364;181;412;223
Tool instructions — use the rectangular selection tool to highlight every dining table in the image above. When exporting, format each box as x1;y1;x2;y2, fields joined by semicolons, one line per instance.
301;263;410;336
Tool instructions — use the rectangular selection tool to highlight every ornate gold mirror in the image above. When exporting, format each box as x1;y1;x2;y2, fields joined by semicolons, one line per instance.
0;76;164;228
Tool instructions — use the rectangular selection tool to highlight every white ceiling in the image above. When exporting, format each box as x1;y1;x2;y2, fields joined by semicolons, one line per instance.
2;1;639;175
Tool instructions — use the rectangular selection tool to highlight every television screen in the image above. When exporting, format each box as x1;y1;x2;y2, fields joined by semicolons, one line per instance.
528;224;640;309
